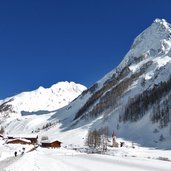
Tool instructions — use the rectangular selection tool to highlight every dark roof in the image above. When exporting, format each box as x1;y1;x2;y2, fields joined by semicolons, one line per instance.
41;139;62;144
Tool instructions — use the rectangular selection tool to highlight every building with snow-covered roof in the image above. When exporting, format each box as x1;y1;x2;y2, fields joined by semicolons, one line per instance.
41;139;62;148
7;138;31;145
7;134;38;144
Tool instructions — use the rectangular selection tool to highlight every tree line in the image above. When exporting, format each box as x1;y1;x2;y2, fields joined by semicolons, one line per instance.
122;76;171;128
75;63;150;121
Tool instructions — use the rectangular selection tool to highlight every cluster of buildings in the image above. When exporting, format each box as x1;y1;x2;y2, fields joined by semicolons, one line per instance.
0;134;62;148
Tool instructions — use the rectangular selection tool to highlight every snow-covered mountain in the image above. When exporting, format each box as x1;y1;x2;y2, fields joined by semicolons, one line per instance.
0;81;86;118
1;18;171;149
51;18;171;148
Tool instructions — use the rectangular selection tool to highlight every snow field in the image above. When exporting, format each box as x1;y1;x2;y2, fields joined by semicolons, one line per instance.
3;147;171;171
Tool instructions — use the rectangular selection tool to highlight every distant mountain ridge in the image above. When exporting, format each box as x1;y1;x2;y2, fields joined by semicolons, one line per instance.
0;81;86;118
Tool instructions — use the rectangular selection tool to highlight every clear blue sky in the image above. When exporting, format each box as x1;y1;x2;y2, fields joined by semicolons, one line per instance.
0;0;171;99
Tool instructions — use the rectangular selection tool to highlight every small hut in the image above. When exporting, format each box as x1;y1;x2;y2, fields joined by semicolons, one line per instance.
41;139;62;148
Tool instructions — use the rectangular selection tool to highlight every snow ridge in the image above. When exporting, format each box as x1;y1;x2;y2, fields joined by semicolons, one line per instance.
119;19;171;69
0;81;86;114
96;19;171;88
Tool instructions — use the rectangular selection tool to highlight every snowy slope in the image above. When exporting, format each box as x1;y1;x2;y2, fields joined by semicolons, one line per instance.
47;18;171;149
2;18;171;171
3;148;171;171
2;19;171;150
0;81;86;118
97;19;171;86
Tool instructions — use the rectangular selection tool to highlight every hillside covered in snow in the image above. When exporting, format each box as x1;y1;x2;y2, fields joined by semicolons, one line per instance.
1;18;171;171
0;81;86;118
63;18;171;149
46;18;171;149
1;19;171;150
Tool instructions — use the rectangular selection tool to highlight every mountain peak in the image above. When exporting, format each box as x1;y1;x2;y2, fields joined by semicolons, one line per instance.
151;18;171;34
97;19;171;87
0;81;87;116
153;18;168;27
117;19;171;71
131;18;171;51
50;81;86;92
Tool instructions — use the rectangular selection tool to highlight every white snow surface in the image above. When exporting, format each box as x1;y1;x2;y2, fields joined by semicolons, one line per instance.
4;149;171;171
0;140;171;171
0;110;170;171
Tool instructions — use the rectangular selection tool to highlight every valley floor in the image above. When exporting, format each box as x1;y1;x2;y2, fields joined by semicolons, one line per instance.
1;147;171;171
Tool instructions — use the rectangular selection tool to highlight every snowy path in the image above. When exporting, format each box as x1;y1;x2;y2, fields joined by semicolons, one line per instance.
3;148;171;171
52;153;171;171
0;156;21;171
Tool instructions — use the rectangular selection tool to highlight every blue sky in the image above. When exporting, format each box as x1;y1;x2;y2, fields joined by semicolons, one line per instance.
0;0;171;99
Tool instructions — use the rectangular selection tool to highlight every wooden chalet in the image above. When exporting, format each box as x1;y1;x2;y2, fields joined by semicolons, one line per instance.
7;134;38;145
25;136;38;144
41;139;62;148
7;138;31;145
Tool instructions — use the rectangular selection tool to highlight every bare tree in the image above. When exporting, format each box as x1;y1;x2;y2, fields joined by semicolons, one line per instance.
85;127;109;152
99;126;108;152
85;129;101;149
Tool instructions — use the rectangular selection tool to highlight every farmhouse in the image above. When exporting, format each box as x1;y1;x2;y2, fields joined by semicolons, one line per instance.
7;138;31;145
41;139;62;148
24;136;38;144
7;134;38;145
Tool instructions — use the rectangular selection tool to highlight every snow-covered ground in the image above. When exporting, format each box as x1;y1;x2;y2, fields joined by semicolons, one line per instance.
1;132;171;171
1;146;171;171
1;107;171;171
